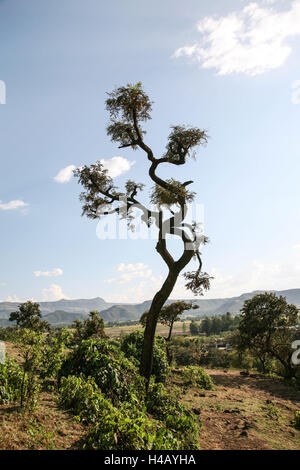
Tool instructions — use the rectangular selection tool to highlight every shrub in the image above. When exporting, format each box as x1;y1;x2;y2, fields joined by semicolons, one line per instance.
0;359;23;404
182;366;214;390
146;383;200;449
13;329;44;409
58;375;112;423
84;401;181;450
120;331;169;383
71;311;105;345
41;328;71;381
85;402;156;450
59;338;145;404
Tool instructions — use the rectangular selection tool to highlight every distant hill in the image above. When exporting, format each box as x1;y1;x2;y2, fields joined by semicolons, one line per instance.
0;289;299;327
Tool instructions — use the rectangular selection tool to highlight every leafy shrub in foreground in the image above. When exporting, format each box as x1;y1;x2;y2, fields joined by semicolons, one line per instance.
120;330;169;383
59;338;145;404
182;366;214;390
58;375;113;423
58;375;182;450
0;359;23;404
84;402;181;450
146;383;200;449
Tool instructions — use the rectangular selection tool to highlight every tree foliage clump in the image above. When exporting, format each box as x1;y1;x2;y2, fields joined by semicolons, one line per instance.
9;301;50;332
71;310;105;345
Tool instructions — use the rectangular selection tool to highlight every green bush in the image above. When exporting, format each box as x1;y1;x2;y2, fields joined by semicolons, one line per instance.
59;375;183;450
41;328;71;381
0;359;23;404
58;375;113;423
59;338;145;404
85;402;156;450
182;366;214;390
120;330;169;383
84;401;182;450
146;383;200;449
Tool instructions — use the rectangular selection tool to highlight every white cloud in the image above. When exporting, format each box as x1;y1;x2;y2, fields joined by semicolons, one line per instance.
105;244;300;302
173;1;300;75
115;263;148;272
34;268;63;278
105;270;154;284
0;200;29;211
54;165;76;183
105;276;164;303
100;157;135;178
42;284;69;301
105;262;160;285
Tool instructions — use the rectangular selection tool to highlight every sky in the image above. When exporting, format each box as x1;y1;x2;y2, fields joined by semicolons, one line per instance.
0;0;300;304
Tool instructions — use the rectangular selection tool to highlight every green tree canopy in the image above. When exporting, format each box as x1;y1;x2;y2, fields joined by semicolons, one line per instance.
237;292;299;377
9;301;50;332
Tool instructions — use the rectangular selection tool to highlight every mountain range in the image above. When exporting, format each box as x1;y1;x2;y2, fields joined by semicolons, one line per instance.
0;288;299;327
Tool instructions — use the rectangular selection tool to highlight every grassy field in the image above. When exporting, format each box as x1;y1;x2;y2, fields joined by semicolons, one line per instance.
105;320;192;338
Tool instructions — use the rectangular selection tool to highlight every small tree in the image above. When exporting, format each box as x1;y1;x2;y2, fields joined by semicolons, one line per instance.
72;310;105;345
141;301;198;365
74;82;211;384
9;301;49;332
237;292;299;378
140;301;198;341
14;329;44;408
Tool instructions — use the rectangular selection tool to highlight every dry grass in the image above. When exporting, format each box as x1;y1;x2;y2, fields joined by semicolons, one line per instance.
105;321;191;338
0;392;86;450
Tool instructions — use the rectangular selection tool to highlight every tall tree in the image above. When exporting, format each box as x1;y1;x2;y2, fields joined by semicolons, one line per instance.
237;292;299;378
74;82;211;384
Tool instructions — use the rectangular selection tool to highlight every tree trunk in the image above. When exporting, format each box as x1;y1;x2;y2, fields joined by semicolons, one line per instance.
139;270;178;385
167;321;174;342
140;246;194;386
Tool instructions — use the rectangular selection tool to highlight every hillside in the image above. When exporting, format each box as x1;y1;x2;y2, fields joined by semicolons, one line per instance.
0;288;299;327
1;341;299;450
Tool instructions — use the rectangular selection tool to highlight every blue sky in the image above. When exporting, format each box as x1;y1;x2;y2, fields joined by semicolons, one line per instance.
0;0;300;303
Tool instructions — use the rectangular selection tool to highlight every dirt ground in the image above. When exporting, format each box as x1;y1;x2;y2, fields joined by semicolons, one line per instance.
180;369;300;450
